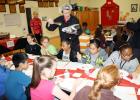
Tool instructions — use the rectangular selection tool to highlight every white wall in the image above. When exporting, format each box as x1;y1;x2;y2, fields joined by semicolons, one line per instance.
88;0;140;22
0;0;140;37
0;0;89;37
0;5;28;37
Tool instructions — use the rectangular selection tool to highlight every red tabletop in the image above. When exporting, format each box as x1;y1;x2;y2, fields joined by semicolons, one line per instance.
55;68;140;100
4;56;140;100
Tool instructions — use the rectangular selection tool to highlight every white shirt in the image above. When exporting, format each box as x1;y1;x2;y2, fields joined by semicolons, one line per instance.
62;51;70;62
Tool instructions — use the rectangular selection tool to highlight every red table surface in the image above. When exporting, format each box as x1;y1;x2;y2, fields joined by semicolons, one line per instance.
55;68;140;100
4;57;140;100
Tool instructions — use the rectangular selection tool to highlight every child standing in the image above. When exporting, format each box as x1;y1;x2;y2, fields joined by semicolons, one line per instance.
79;32;90;53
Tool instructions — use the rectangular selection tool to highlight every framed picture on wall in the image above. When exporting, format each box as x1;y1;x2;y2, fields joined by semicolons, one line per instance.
38;1;43;7
131;4;138;12
9;4;16;13
0;5;6;12
19;4;25;13
0;0;6;4
18;0;25;4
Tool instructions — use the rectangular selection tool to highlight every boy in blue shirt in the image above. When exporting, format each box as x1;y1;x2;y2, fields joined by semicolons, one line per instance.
5;53;31;100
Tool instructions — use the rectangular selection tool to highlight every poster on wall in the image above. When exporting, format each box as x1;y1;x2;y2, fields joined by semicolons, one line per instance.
131;4;138;12
9;4;16;13
4;14;21;26
0;5;6;12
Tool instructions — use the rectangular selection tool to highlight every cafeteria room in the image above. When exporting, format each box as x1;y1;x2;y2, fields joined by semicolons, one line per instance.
0;0;140;100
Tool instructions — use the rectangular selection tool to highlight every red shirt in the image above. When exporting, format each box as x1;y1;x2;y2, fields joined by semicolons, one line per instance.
30;18;42;34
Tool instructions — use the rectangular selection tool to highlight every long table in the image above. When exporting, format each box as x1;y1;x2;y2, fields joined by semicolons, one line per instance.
4;56;140;100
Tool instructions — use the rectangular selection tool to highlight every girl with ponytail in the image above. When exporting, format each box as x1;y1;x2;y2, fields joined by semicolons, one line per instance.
74;64;120;100
30;55;79;100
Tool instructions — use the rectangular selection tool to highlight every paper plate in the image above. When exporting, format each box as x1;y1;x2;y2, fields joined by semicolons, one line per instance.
119;69;129;77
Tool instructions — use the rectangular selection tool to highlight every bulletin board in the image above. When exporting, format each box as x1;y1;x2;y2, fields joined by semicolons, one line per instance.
4;14;21;26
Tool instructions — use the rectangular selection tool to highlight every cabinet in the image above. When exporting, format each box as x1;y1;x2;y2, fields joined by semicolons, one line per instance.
0;0;6;4
72;9;99;33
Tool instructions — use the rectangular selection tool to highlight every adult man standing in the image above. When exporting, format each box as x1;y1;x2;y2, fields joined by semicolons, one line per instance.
30;11;42;44
46;5;82;52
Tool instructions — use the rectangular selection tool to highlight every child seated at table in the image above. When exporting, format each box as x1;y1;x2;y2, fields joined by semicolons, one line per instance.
74;64;121;100
25;34;41;55
103;43;140;76
5;53;31;100
57;39;78;62
30;56;79;100
77;39;108;67
40;36;57;56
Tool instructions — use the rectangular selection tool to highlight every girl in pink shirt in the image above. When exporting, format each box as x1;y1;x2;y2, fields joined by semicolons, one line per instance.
30;56;79;100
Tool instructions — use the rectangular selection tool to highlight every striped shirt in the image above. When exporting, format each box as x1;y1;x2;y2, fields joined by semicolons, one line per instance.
79;34;90;53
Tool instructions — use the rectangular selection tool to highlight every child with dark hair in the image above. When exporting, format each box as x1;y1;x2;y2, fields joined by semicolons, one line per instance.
56;39;78;62
25;34;41;55
94;24;106;48
77;39;108;66
104;43;140;74
82;22;90;35
5;53;31;100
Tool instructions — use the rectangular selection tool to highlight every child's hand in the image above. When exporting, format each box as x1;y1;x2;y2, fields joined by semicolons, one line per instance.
76;52;82;60
73;78;83;89
0;60;12;68
47;18;54;24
